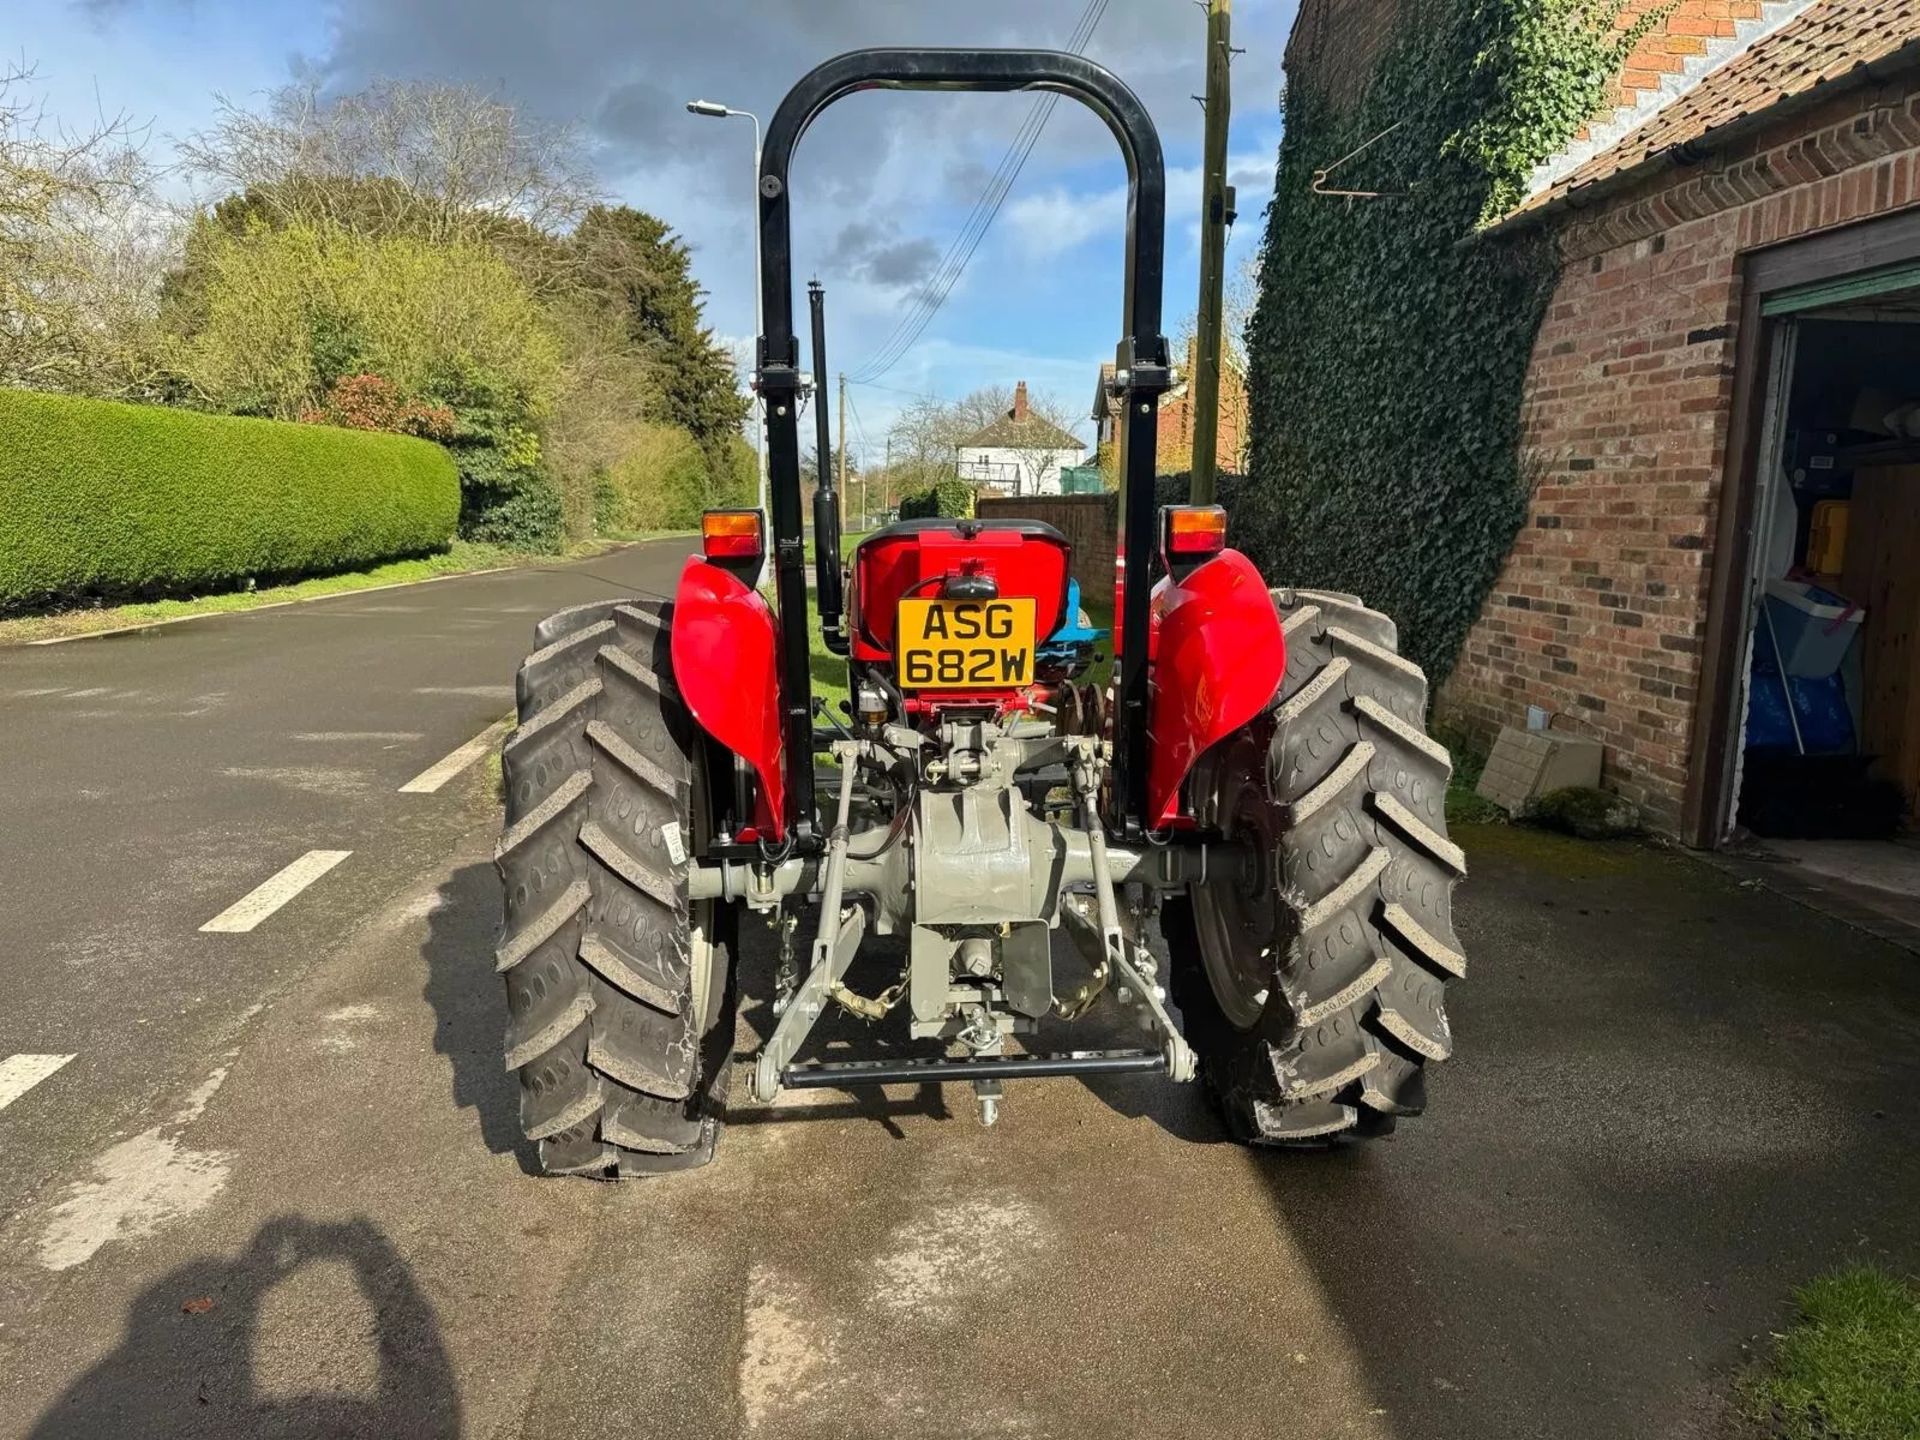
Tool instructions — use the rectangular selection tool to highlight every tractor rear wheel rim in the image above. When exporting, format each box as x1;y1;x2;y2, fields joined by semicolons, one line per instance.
1193;770;1279;1031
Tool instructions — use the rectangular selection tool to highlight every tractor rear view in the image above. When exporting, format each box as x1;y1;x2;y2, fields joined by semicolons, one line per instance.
492;49;1465;1177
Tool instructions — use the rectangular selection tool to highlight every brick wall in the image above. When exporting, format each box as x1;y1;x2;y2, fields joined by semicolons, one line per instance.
1284;0;1402;110
976;494;1117;595
1438;75;1920;834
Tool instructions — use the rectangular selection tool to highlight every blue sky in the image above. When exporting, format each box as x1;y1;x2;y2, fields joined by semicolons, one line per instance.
13;0;1300;452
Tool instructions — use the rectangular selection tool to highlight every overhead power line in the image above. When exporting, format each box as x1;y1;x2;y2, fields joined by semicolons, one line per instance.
844;386;873;460
848;0;1110;384
847;377;943;402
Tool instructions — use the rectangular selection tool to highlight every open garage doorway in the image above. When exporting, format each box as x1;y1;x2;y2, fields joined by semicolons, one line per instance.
1708;243;1920;944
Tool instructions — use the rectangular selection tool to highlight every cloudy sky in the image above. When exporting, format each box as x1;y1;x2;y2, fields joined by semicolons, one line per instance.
17;0;1299;450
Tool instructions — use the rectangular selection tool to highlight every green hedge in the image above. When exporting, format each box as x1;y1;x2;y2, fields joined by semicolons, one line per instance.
897;478;976;520
0;388;460;608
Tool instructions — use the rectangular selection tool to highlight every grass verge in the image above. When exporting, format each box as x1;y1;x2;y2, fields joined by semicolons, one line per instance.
801;527;870;568
0;537;663;646
1741;1265;1920;1440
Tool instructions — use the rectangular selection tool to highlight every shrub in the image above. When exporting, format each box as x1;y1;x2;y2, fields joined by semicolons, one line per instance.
604;423;710;533
171;220;562;422
540;295;665;544
0;387;458;609
593;470;620;535
898;478;975;520
712;433;759;510
299;372;454;439
170;220;565;549
461;473;564;551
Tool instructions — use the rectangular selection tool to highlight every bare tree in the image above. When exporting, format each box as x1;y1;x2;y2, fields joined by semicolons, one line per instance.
0;62;172;396
884;391;962;487
177;79;601;248
948;384;1013;437
1172;245;1255;372
887;383;1084;497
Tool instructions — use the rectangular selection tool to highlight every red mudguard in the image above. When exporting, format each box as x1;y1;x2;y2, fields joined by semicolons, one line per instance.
1146;548;1287;828
670;557;786;839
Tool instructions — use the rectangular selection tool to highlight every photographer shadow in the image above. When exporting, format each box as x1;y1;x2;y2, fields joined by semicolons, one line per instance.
30;1215;460;1440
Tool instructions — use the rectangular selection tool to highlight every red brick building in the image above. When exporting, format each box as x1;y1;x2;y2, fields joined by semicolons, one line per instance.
1093;338;1250;476
1290;0;1920;844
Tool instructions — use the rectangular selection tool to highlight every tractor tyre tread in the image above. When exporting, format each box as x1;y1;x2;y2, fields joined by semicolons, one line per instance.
1167;588;1463;1146
495;598;736;1178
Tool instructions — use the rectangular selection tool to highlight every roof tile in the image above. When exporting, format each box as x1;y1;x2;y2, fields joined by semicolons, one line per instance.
1515;0;1920;219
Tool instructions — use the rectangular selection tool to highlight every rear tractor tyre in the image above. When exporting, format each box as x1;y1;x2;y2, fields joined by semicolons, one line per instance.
494;599;739;1177
1164;588;1466;1145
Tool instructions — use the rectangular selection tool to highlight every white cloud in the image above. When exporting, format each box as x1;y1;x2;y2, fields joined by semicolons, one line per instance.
1004;147;1277;260
1005;184;1126;258
36;0;1300;410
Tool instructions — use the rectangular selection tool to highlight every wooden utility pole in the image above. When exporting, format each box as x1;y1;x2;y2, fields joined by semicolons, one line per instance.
836;372;849;523
1190;0;1233;504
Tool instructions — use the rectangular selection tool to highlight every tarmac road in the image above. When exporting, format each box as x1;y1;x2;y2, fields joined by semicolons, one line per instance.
0;541;688;1224
3;545;1919;1439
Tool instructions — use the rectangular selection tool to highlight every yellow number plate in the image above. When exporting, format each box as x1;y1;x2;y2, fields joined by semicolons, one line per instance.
896;598;1037;690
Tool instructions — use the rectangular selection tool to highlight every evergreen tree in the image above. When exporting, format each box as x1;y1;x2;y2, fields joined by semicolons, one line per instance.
571;205;748;470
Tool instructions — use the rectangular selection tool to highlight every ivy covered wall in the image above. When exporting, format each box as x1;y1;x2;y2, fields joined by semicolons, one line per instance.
1243;0;1658;689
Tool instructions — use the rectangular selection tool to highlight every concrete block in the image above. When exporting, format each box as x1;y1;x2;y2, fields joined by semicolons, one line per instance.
1476;726;1605;812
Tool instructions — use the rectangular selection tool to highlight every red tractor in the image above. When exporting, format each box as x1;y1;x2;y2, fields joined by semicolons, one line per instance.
493;49;1464;1176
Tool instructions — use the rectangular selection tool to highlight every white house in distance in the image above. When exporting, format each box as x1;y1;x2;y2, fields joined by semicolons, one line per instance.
955;381;1085;496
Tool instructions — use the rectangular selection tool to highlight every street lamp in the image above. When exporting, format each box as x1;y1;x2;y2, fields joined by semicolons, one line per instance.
686;98;767;577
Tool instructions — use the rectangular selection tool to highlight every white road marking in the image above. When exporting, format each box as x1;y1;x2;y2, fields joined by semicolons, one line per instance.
199;850;352;933
398;721;507;793
292;730;423;743
0;1053;76;1111
413;684;513;699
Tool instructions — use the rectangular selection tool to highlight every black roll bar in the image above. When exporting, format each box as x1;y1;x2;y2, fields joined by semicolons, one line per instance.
756;48;1171;841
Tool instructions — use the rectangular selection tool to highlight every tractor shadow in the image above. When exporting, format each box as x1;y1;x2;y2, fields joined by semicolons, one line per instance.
27;1215;460;1439
419;861;541;1174
727;900;1222;1143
